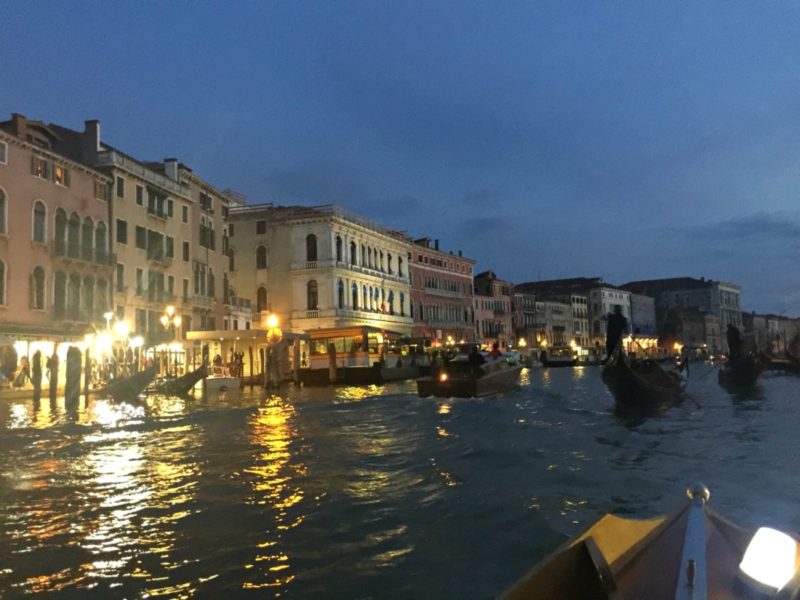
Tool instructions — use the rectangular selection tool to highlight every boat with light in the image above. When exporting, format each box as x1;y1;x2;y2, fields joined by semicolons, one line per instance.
416;350;522;398
502;483;800;600
719;352;763;390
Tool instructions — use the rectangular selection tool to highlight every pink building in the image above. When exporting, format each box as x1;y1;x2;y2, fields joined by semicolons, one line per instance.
0;114;113;343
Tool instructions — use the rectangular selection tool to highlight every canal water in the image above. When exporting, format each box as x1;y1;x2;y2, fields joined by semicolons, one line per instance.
1;365;799;598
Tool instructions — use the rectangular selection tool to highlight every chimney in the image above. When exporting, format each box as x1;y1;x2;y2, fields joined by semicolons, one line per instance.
82;120;101;162
10;113;27;136
164;158;179;181
458;250;462;257
434;239;440;251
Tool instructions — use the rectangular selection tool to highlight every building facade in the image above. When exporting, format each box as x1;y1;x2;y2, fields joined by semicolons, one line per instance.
473;270;513;348
228;204;414;335
0;115;113;343
409;237;476;343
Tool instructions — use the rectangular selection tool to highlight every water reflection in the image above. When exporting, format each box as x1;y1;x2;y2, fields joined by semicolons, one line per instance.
243;398;305;590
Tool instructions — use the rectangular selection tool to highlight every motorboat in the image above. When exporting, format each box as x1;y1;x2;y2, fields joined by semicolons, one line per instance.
416;350;522;398
205;365;241;391
502;484;800;600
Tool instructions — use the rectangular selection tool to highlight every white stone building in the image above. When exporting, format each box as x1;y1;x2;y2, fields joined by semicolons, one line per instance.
228;204;414;335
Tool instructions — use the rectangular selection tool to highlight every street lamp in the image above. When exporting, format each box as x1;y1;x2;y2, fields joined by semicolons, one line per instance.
160;305;183;376
264;313;282;388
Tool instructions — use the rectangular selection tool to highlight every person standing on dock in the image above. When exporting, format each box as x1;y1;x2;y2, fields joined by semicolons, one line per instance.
606;305;628;357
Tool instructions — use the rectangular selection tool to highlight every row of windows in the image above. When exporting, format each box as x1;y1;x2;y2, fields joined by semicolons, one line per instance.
0;262;109;319
332;235;406;277
417;303;468;324
416;253;471;275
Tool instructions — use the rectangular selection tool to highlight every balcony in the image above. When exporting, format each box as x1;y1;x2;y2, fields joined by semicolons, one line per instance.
192;295;214;309
96;150;187;197
289;259;409;284
51;242;114;268
423;286;464;299
147;252;173;267
146;206;168;220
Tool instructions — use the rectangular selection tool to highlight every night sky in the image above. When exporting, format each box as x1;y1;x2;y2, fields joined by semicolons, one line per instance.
4;2;800;314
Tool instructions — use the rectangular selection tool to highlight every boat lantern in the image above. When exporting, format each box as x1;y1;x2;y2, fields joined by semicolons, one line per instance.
438;372;448;383
739;527;800;595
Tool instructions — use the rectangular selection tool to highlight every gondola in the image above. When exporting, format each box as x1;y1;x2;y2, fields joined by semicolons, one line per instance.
601;344;685;410
150;364;207;395
106;365;158;401
718;352;762;389
502;484;800;600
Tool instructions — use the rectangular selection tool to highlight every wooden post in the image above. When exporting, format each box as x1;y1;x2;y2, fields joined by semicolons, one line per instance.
292;340;300;383
48;351;59;402
328;342;337;384
84;348;91;395
31;350;42;399
65;346;81;410
248;346;254;388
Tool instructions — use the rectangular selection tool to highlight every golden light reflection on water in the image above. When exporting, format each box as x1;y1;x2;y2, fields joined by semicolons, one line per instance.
244;399;306;591
334;385;386;403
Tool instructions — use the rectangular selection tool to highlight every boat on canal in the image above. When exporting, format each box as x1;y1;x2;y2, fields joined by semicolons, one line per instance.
150;364;207;396
601;344;685;410
416;349;522;398
540;346;577;368
718;352;762;390
106;365;158;401
502;483;800;600
205;365;241;391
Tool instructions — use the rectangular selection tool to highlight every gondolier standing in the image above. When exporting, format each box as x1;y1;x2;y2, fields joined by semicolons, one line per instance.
606;305;628;358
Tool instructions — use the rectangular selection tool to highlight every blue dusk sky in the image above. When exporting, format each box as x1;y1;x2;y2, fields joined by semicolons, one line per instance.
3;2;800;314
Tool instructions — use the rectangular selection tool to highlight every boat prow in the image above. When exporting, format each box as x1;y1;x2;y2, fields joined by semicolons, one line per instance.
502;484;797;600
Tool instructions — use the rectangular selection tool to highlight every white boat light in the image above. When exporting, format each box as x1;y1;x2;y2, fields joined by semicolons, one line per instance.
739;527;798;592
439;373;448;383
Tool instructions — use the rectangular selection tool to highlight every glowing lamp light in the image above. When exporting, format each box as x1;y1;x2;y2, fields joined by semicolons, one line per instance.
129;336;144;349
165;305;175;317
518;338;527;348
739;527;799;593
113;320;130;337
438;372;448;383
160;314;170;327
266;314;279;329
173;316;182;328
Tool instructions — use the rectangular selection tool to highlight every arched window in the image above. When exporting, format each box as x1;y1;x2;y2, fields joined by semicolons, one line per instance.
95;222;107;263
82;276;94;320
350;241;357;265
30;266;45;309
54;271;66;317
387;253;393;274
67;273;80;320
81;217;94;261
398;257;404;277
223;275;230;304
229;249;235;271
256;245;267;269
0;188;6;234
362;285;367;310
306;234;317;262
337;279;345;309
336;236;343;262
400;292;405;316
361;244;366;266
96;279;108;316
67;213;80;257
379;250;384;271
0;260;5;305
33;201;46;243
257;286;268;312
367;247;373;268
307;280;318;309
388;291;395;315
351;283;358;309
419;303;424;320
54;209;67;255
